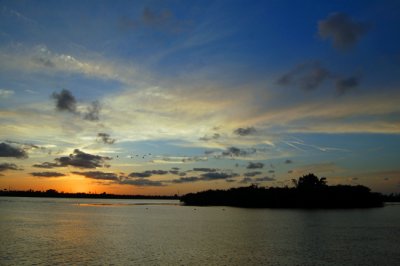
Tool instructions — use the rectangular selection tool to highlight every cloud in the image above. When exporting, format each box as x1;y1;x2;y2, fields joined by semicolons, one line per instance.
30;171;65;178
222;147;253;157
0;142;28;158
52;89;101;121
33;162;59;169
239;176;275;184
54;149;111;169
255;176;275;182
336;76;359;95
244;171;262;177
119;179;164;187
129;170;169;178
84;101;101;121
199;133;220;141
0;89;14;98
120;7;189;33
285;159;293;164
246;162;264;169
72;171;120;181
170;176;201;183
193;168;218;172
52;89;77;113
277;62;331;91
0;163;22;172
200;172;239;180
97;133;116;145
318;12;370;50
234;127;256;136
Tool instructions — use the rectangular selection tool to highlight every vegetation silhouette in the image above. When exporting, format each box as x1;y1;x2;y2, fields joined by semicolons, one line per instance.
0;189;177;200
180;173;384;208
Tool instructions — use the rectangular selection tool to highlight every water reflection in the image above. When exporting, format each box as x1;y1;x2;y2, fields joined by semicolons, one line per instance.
1;197;399;265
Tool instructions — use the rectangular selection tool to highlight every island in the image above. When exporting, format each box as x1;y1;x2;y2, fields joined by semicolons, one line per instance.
180;173;384;208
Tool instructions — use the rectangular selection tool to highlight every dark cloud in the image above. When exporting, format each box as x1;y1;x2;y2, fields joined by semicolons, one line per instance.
171;176;201;184
199;133;220;141
0;163;22;172
97;133;116;145
119;179;164;187
84;101;101;121
288;170;293;174
169;170;179;175
193;168;218;172
72;171;120;181
33;162;59;169
239;177;254;184
234;127;256;136
52;90;101;121
239;176;275;184
277;62;331;91
30;171;65;178
0;142;28;158
285;159;293;164
318;12;370;50
171;167;180;170
52;89;77;113
268;170;275;174
247;162;264;169
244;171;262;177
55;149;111;169
200;172;239;180
119;7;189;33
222;147;251;157
336;76;359;95
129;170;169;178
255;176;275;182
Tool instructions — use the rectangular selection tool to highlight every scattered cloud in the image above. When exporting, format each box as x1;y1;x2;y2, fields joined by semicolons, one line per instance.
0;142;28;158
246;162;264;169
120;7;190;33
200;172;239;180
234;127;256;136
244;171;262;177
30;171;65;178
285;159;293;164
277;61;331;91
222;146;254;157
72;171;120;181
0;89;14;98
336;76;359;95
0;163;22;172
193;168;218;172
52;89;77;114
54;149;111;169
33;162;59;169
119;178;164;187
255;176;276;182
84;101;101;121
129;170;169;178
318;12;370;50
97;133;116;145
170;176;201;184
199;133;220;141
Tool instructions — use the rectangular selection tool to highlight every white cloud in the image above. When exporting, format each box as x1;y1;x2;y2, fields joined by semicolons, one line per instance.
0;89;14;98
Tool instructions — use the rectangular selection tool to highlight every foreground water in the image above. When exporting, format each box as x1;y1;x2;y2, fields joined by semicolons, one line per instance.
1;197;399;265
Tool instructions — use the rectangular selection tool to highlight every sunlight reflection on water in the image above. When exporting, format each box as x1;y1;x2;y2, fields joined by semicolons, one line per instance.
1;197;399;265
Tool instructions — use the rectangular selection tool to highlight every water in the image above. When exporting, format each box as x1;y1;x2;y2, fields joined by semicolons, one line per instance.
1;197;399;265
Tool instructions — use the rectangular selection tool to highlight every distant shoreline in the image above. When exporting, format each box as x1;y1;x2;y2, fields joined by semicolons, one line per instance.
0;190;178;200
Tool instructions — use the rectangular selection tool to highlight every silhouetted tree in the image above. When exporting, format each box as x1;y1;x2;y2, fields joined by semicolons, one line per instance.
293;173;327;189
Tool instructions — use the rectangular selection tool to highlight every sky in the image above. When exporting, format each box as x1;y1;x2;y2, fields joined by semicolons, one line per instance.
0;0;399;195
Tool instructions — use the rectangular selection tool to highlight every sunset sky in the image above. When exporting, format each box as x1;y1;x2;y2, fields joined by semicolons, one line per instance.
1;0;399;195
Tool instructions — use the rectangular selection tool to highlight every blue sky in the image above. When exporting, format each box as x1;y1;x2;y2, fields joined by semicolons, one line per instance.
0;0;399;194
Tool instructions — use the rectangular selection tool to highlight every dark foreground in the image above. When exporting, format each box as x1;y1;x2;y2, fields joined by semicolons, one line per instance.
181;174;385;208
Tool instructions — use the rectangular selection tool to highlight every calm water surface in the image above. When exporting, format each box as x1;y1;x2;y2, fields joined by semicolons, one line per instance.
1;197;399;265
